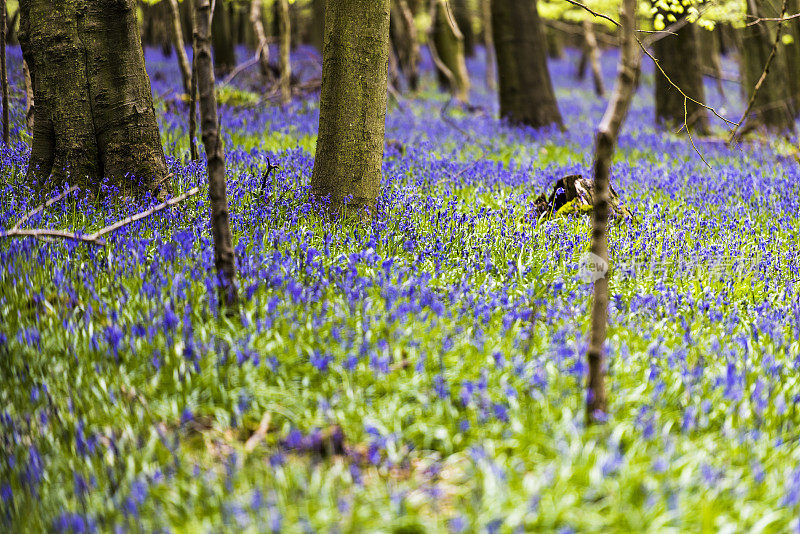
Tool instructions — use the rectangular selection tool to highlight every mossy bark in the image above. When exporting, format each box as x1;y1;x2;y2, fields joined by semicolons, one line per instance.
311;0;389;215
653;21;709;134
19;0;168;194
212;0;236;75
742;0;795;131
431;0;469;102
491;0;562;129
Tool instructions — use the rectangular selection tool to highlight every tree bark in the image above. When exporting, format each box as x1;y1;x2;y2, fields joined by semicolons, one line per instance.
193;0;239;312
168;0;193;94
653;19;709;134
18;0;168;194
212;0;236;75
310;0;325;51
491;0;562;129
481;0;495;90
23;59;34;133
586;0;641;425
250;0;272;81
697;26;725;97
277;0;291;105
545;26;564;59
784;0;800;114
584;20;604;97
390;0;420;91
741;0;795;131
431;0;470;102
451;0;474;57
1;0;8;145
311;0;389;215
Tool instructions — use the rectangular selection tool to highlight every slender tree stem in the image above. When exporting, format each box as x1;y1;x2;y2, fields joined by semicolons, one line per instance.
586;0;641;425
194;0;239;313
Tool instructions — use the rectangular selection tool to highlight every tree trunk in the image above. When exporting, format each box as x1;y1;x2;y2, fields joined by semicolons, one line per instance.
451;0;474;57
741;0;795;131
311;0;389;215
250;0;272;81
653;20;709;134
390;0;420;91
697;26;725;97
586;0;641;425
784;0;800;114
481;0;495;90
277;0;291;105
545;26;564;59
584;20;604;97
431;0;470;102
18;0;168;194
212;0;236;75
23;59;34;133
491;0;562;129
193;0;239;312
168;0;192;94
310;0;325;51
1;0;8;145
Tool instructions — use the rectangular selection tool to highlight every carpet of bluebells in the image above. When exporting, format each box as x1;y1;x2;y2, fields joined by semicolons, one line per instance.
2;41;800;533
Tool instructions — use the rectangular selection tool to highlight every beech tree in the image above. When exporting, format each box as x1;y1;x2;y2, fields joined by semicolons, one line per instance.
652;7;709;133
491;0;562;128
311;0;390;215
18;0;168;194
741;0;795;131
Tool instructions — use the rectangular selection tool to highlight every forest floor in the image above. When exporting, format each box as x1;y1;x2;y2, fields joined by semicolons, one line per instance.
2;45;800;532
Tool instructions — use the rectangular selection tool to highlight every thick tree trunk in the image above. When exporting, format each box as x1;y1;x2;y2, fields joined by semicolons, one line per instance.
168;0;192;94
1;0;8;145
277;0;291;104
481;0;495;90
653;20;709;134
586;0;641;425
741;0;795;131
193;0;239;312
250;0;272;81
212;0;236;75
19;0;168;194
311;0;389;215
491;0;562;129
584;20;604;97
451;0;474;57
390;0;420;91
431;0;470;102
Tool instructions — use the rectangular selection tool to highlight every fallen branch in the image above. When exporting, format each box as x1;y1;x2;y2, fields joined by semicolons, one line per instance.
728;0;789;143
244;412;272;452
1;185;200;246
11;185;79;231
